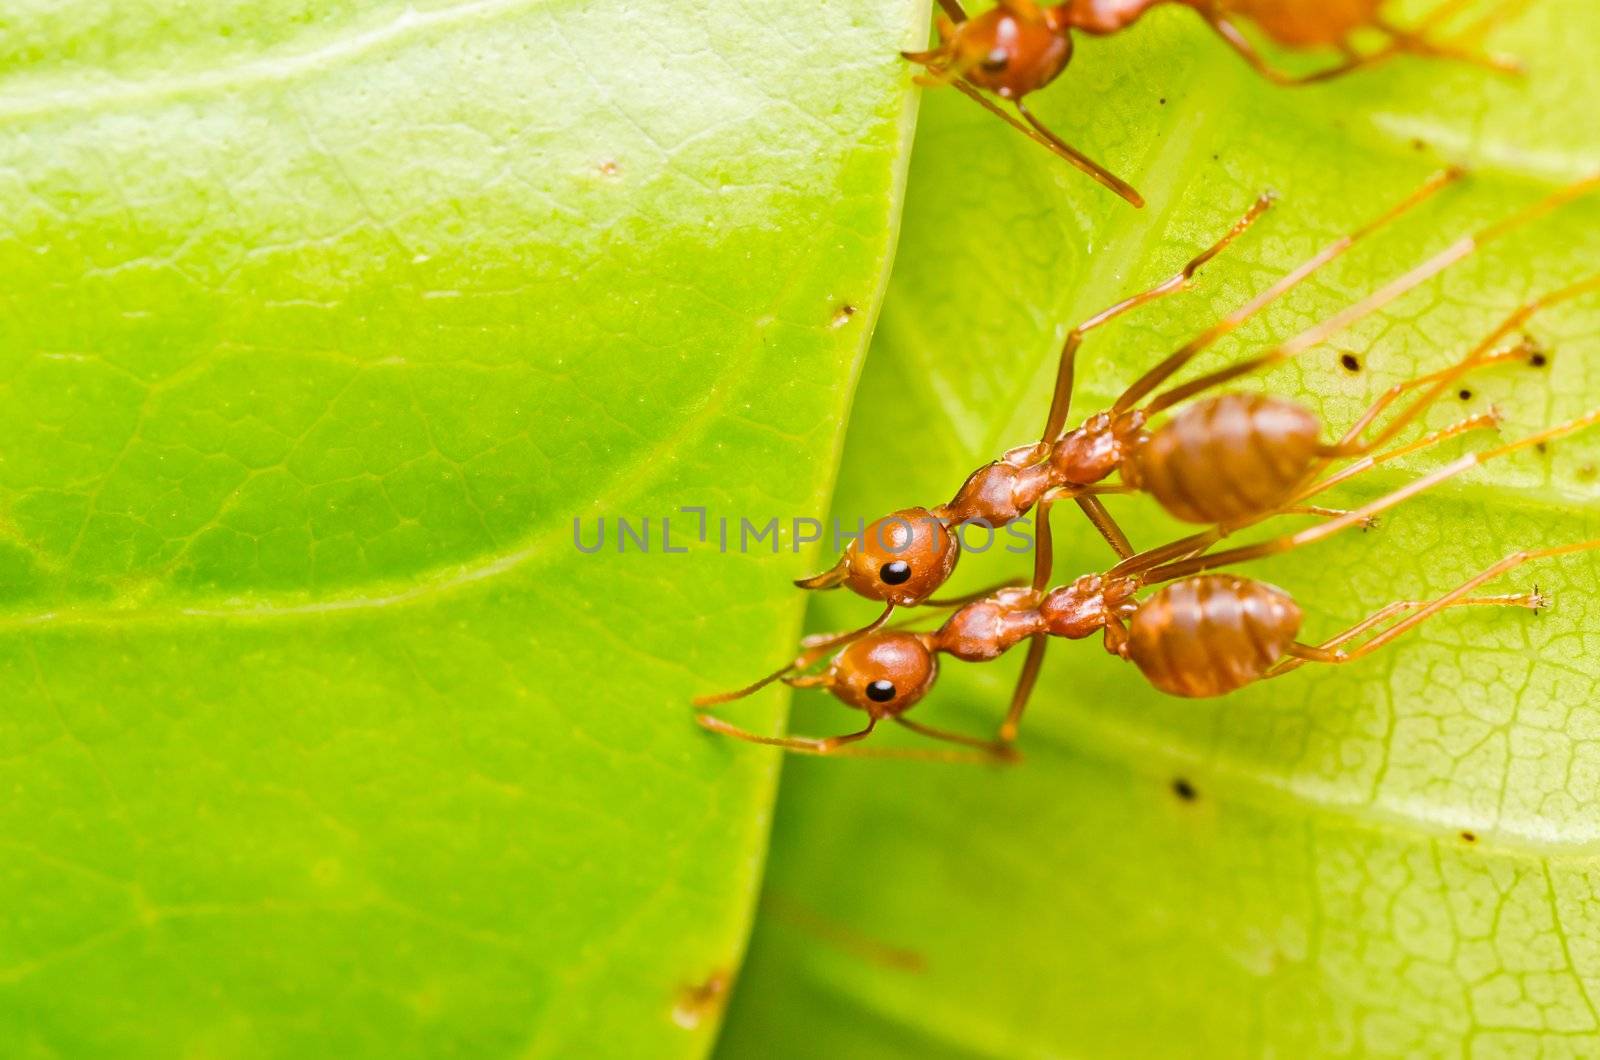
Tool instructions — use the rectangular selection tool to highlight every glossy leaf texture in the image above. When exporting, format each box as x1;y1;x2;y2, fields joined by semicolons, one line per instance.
721;1;1600;1056
0;0;923;1055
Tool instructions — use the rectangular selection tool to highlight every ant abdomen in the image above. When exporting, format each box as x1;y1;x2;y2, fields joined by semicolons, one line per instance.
1126;392;1322;524
1124;575;1304;698
1222;0;1383;48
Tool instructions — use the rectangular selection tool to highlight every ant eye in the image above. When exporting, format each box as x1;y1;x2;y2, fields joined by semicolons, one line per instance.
879;560;912;585
981;48;1009;72
866;680;897;703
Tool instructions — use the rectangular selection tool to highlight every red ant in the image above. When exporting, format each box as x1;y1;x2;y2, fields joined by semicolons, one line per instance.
905;0;1525;204
694;171;1597;713
698;270;1600;758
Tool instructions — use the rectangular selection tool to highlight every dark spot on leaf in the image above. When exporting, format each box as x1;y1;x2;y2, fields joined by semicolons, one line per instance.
672;969;731;1029
1529;351;1548;367
1460;831;1477;843
1412;137;1429;151
831;304;857;329
1339;353;1360;373
1536;441;1548;454
1458;389;1472;400
1158;97;1167;105
1171;778;1198;802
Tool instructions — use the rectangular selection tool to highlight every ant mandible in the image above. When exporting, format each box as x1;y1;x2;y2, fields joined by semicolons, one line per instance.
698;271;1600;759
905;0;1524;204
694;170;1598;713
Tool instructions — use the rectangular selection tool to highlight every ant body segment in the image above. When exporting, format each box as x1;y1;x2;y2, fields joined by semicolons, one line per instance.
906;1;1524;202
694;171;1596;711
698;269;1600;759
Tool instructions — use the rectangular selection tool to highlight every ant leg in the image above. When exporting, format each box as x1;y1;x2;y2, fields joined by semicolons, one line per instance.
693;602;895;706
996;484;1091;744
1034;486;1130;586
943;82;1144;206
1373;0;1527;76
1292;276;1587;480
1112;168;1464;414
1319;336;1536;459
923;578;1027;609
1198;14;1369;86
894;716;1018;762
1268;590;1547;677
696;714;878;754
935;0;968;22
1201;0;1489;87
1135;398;1600;586
1076;495;1135;559
1277;538;1600;670
1326;279;1593;457
696;714;1005;763
1029;193;1274;452
1111;408;1500;577
1143;176;1600;415
998;636;1048;744
1013;98;1145;207
1276;504;1370;522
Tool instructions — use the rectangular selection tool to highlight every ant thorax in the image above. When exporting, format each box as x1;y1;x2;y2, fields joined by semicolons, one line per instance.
1047;409;1146;485
1039;573;1136;640
1055;0;1169;36
941;410;1148;527
933;587;1048;663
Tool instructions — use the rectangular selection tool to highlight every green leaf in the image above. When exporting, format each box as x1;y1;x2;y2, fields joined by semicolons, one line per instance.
0;0;922;1054
722;2;1600;1056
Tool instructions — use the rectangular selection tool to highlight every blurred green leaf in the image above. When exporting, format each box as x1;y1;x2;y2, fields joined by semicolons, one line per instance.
721;2;1600;1056
0;0;922;1054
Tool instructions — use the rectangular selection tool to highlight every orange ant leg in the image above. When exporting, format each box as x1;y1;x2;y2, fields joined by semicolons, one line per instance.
935;0;968;22
1267;590;1548;678
1014;99;1146;207
695;714;1006;763
1372;0;1527;77
923;578;1028;609
1200;0;1505;87
997;487;1081;743
1135;397;1600;587
998;637;1048;744
1273;538;1600;671
894;717;1019;762
1318;336;1536;460
1325;283;1580;456
1029;193;1274;453
942;81;1145;206
1276;504;1366;521
1112;167;1464;415
1143;175;1600;416
693;602;895;706
1032;487;1121;588
1114;408;1500;577
1198;14;1359;86
1076;494;1136;559
696;713;877;753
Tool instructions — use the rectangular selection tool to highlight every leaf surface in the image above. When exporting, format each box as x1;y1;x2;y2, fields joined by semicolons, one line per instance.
721;3;1600;1055
0;0;922;1054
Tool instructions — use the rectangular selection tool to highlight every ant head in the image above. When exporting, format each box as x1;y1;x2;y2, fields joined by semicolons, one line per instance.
943;3;1072;99
791;632;937;716
795;507;959;606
